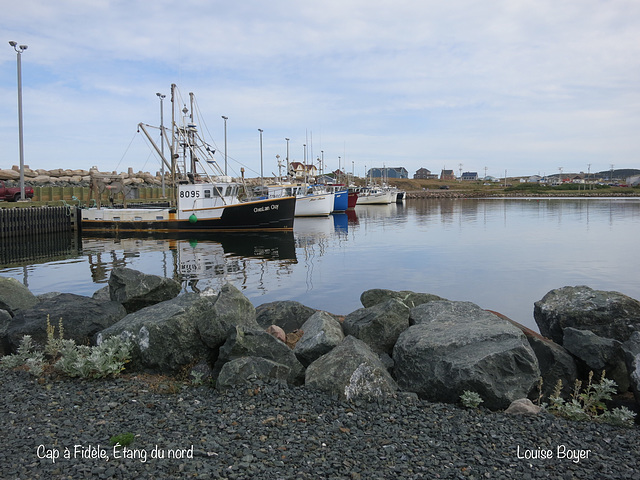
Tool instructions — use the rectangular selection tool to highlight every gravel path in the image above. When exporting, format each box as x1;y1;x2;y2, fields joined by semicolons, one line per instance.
2;369;639;480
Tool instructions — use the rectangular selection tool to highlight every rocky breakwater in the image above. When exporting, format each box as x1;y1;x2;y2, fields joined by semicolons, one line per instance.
0;165;163;187
2;271;640;415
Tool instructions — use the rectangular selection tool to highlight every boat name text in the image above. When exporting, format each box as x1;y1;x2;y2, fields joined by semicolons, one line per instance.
254;204;279;213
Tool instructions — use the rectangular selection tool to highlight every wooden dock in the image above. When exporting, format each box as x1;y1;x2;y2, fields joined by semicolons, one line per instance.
0;205;80;238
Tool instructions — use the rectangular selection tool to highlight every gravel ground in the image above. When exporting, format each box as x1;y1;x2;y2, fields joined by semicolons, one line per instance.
2;369;639;480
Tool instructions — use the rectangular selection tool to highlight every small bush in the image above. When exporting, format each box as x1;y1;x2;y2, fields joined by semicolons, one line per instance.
460;390;483;409
1;319;132;379
110;432;135;447
548;371;636;427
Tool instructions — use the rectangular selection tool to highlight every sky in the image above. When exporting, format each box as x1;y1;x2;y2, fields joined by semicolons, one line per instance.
1;0;639;180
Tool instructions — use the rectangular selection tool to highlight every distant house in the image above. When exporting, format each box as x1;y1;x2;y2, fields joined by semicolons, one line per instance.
461;172;478;181
366;167;408;179
414;168;438;179
289;162;318;179
440;169;455;181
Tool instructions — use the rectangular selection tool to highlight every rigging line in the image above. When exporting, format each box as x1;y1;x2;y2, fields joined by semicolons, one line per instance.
114;130;140;172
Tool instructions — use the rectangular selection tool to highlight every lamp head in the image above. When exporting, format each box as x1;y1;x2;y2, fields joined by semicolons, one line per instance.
9;41;17;47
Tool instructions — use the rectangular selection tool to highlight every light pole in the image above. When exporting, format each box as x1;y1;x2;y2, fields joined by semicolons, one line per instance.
285;138;290;179
222;116;228;176
156;92;166;197
258;129;264;186
9;41;28;201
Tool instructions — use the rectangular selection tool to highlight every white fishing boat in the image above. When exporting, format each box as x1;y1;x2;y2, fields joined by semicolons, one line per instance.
266;183;332;217
81;85;296;233
355;186;395;205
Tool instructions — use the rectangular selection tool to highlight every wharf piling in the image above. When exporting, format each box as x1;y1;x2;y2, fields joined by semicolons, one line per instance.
0;205;81;239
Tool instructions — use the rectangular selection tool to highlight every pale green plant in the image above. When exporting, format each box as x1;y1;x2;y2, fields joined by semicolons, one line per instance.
2;318;132;379
548;371;636;427
460;390;484;409
0;336;45;375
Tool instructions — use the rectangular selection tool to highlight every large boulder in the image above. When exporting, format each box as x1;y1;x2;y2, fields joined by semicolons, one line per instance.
343;299;410;354
6;293;126;351
622;332;640;405
534;286;640;344
96;293;210;373
0;309;14;355
108;267;181;313
360;289;445;309
526;335;578;400
562;327;629;393
294;311;345;366
255;300;316;331
196;284;260;350
0;277;39;316
394;301;540;410
216;356;291;390
213;326;305;385
305;336;398;401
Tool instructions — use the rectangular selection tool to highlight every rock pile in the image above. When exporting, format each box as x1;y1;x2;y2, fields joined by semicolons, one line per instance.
0;165;164;187
2;271;640;414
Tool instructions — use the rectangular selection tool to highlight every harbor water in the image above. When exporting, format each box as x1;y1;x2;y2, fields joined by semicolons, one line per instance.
2;197;639;333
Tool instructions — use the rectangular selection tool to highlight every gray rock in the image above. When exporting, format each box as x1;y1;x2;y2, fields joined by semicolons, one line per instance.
622;332;640;404
108;267;181;313
91;285;111;301
343;299;410;354
505;398;541;415
0;277;38;316
305;336;398;401
526;335;578;399
213;326;305;385
534;286;640;344
294;311;345;366
0;308;13;355
197;283;260;350
216;356;291;390
394;300;540;410
360;289;445;309
7;293;127;351
563;327;629;392
97;293;209;373
255;300;316;331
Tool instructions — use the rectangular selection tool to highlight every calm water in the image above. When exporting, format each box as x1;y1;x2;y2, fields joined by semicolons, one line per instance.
2;197;640;332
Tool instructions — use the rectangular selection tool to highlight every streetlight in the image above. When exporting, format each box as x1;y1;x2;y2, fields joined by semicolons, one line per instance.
156;92;166;197
258;129;264;186
285;138;290;179
9;41;28;201
222;116;228;176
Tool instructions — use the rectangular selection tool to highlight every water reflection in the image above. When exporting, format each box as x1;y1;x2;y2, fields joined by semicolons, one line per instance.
80;231;297;293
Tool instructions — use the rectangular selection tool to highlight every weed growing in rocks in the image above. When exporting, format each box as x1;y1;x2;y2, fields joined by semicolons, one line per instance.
548;370;636;427
0;317;132;379
460;390;484;409
109;432;135;447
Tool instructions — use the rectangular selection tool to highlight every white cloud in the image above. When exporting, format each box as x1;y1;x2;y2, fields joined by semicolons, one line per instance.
1;0;639;177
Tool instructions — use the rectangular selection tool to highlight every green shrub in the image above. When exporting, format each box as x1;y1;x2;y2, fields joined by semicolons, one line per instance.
548;371;636;427
460;390;483;409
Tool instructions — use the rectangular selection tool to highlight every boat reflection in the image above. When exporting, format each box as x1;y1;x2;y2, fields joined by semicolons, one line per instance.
81;231;297;292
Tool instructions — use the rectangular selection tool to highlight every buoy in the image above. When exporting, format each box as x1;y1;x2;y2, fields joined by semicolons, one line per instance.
189;214;198;223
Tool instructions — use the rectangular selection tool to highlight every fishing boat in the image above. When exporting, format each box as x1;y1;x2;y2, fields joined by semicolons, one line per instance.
81;85;296;233
355;185;395;205
266;183;332;217
316;184;348;212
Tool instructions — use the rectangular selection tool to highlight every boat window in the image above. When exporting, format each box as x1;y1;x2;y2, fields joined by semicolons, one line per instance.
213;187;223;197
204;190;211;198
135;216;142;221
113;217;120;221
155;216;164;220
225;186;233;196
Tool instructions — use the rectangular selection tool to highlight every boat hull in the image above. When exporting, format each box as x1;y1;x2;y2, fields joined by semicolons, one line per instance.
294;194;333;217
332;190;349;212
356;191;394;205
80;196;296;232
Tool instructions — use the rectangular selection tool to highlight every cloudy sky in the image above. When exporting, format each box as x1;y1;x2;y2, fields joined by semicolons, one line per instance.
2;0;639;179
